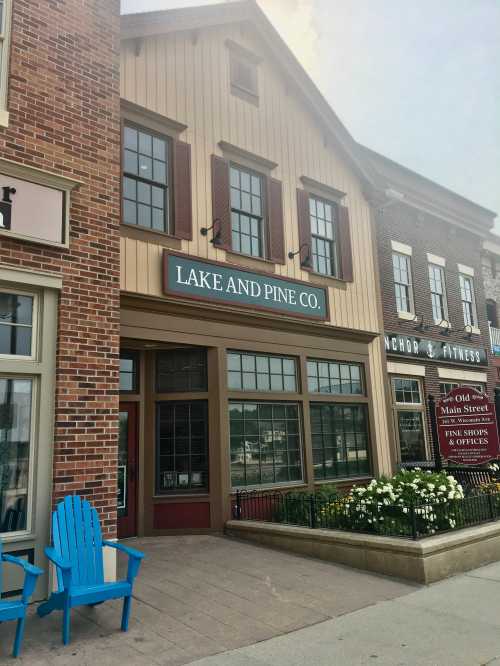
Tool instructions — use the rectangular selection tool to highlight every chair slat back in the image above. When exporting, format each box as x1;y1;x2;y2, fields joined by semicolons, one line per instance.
52;496;104;590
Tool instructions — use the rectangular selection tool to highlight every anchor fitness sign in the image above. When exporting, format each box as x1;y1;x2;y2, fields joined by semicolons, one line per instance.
163;252;328;320
384;332;487;367
437;387;500;465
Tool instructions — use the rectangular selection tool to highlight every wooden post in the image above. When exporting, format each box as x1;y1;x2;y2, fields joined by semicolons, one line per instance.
428;394;442;472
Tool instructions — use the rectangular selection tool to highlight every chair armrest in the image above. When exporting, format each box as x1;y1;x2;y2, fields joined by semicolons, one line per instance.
103;540;144;583
3;554;44;604
103;540;145;560
44;547;72;571
2;554;43;577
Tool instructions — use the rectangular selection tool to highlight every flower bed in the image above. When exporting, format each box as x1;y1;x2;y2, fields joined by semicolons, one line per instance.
235;469;500;539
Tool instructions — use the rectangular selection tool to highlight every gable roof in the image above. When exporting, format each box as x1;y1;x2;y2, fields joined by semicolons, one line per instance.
120;0;375;190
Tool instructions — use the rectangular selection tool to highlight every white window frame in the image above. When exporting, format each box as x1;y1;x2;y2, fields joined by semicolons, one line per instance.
0;287;38;361
0;0;12;126
459;273;478;329
390;376;430;462
392;251;415;318
0;374;38;539
428;263;449;324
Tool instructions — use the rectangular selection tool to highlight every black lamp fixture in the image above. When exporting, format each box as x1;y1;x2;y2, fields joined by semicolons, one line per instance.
412;313;427;332
201;218;222;246
437;319;451;336
288;243;312;269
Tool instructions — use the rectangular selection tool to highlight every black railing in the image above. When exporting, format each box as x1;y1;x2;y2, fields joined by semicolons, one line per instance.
233;488;500;540
399;462;493;491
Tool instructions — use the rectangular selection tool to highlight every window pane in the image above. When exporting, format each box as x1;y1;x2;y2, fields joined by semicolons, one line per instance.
156;401;208;492
307;359;364;395
310;403;369;480
157;349;208;393
124;149;137;175
123;200;137;225
0;378;33;534
227;352;297;393
230;401;303;488
230;164;264;258
124;126;137;151
397;411;426;462
120;352;138;392
139;131;152;156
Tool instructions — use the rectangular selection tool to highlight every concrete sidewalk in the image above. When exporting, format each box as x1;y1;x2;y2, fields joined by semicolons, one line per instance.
189;559;500;666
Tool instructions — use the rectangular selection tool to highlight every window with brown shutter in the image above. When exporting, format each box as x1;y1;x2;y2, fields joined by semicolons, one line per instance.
122;122;193;240
211;154;284;263
296;187;354;281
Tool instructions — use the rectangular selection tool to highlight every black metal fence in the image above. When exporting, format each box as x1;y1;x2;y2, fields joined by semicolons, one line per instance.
399;462;493;491
233;488;500;540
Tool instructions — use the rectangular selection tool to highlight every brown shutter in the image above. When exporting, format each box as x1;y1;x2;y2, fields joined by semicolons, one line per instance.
267;177;285;264
338;205;353;281
211;154;231;249
296;188;312;271
173;139;192;240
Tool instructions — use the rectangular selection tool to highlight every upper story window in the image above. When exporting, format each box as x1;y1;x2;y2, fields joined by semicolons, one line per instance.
392;252;414;315
428;263;448;323
230;164;265;258
0;291;34;358
309;196;338;277
486;299;498;328
123;124;169;233
459;273;477;328
0;0;12;123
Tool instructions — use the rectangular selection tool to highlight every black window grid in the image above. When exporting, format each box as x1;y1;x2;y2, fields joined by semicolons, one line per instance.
307;359;363;395
311;403;370;480
229;401;303;488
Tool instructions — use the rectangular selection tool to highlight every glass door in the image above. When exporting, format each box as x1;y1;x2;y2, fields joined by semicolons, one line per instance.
391;376;428;463
118;402;138;538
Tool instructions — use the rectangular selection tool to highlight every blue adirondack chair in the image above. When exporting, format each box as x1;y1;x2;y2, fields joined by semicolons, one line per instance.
0;540;43;657
37;495;144;645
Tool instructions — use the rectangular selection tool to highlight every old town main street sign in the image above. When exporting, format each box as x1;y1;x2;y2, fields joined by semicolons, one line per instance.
384;332;488;367
437;387;500;465
163;251;328;320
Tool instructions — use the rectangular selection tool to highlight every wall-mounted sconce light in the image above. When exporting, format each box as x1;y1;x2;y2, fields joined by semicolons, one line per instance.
437;319;451;336
412;313;427;332
462;324;475;340
288;243;312;269
201;218;223;246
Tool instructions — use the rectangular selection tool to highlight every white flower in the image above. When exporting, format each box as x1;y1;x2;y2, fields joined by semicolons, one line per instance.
427;483;435;491
438;485;446;492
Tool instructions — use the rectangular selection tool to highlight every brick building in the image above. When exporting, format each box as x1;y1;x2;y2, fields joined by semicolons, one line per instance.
481;233;500;385
362;146;497;464
0;0;121;596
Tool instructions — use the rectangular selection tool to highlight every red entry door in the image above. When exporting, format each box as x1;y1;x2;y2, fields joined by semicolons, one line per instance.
118;403;138;538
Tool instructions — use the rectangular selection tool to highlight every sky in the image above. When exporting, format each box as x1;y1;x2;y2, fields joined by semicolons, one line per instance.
121;0;500;223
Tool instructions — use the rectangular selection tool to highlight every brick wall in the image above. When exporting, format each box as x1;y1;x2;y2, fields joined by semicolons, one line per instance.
375;203;496;453
0;1;121;535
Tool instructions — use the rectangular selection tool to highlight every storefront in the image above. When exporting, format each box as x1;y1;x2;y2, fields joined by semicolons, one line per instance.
385;333;490;464
119;254;383;534
0;160;78;597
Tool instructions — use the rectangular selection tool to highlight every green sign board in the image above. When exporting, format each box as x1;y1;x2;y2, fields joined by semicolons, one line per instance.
163;252;328;320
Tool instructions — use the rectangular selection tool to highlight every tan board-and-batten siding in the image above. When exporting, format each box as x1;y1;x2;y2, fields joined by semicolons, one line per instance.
119;22;393;474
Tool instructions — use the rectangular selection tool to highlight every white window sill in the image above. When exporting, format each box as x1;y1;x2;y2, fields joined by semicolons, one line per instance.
397;311;415;321
436;319;451;329
0;109;9;128
469;326;481;335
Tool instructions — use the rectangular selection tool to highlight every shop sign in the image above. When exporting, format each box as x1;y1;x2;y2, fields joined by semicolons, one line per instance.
384;332;487;367
163;252;328;320
0;173;67;246
437;386;500;465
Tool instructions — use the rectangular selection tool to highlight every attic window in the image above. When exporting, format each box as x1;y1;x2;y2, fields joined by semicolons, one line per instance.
227;40;260;103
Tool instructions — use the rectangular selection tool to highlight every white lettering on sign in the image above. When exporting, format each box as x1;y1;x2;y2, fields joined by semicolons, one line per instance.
174;264;322;312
